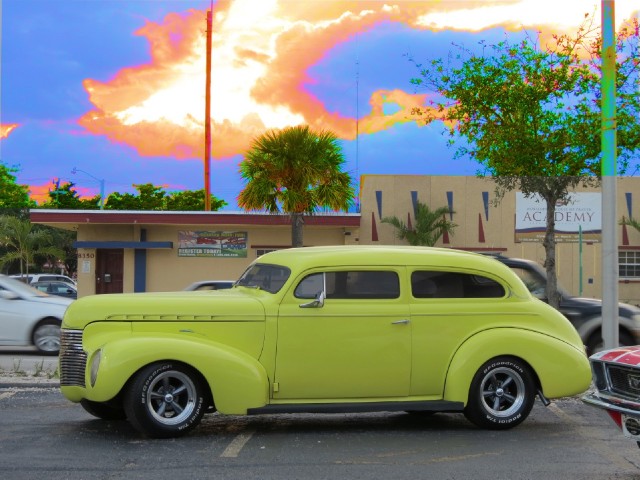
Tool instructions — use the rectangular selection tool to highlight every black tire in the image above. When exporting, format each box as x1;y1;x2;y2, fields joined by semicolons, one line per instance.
80;399;127;421
464;356;536;430
585;330;635;356
124;362;206;438
32;318;61;355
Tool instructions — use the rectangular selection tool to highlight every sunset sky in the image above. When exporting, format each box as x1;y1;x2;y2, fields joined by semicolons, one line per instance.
1;0;638;209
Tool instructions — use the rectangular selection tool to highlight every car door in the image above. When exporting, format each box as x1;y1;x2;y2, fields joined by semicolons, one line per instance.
0;291;31;345
274;268;411;400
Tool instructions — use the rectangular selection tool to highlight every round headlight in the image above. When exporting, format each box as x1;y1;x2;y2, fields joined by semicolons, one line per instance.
90;349;102;387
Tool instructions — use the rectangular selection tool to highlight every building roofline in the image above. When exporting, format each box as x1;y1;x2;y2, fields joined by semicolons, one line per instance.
29;210;360;227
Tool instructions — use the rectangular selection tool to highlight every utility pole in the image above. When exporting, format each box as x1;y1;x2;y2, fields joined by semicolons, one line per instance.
601;0;618;350
204;5;213;211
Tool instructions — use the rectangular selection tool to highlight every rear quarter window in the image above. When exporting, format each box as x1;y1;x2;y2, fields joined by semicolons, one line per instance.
411;271;505;299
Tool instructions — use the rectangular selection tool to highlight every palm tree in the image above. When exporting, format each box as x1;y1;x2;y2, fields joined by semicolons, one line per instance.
0;216;65;276
623;217;640;232
382;201;457;246
238;125;355;247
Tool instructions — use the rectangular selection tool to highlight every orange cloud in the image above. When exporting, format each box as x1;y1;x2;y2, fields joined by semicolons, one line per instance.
1;123;19;139
28;182;53;205
77;0;637;160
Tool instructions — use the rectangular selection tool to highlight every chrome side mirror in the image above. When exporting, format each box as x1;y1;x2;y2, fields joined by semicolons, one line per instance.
300;291;325;309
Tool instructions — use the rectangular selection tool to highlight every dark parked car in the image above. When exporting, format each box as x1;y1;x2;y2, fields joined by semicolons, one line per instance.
490;254;640;354
32;281;77;299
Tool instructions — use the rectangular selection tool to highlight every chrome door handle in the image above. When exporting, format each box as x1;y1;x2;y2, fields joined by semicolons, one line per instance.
392;319;410;325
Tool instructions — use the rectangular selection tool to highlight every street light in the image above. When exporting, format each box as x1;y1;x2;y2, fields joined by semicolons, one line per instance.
71;167;105;210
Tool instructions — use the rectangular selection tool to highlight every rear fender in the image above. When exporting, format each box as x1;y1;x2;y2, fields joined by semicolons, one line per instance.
443;329;591;404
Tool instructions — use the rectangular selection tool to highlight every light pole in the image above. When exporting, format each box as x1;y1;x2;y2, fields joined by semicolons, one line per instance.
601;0;618;350
71;167;105;210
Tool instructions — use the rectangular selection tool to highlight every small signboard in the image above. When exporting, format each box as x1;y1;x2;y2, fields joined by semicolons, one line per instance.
178;231;248;257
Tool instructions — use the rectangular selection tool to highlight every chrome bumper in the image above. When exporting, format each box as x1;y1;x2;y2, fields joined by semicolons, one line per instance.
582;391;640;417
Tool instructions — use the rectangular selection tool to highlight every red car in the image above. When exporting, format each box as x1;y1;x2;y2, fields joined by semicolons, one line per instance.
583;346;640;446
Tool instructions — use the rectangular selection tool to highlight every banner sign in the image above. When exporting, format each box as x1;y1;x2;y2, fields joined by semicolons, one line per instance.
178;231;248;257
515;192;601;243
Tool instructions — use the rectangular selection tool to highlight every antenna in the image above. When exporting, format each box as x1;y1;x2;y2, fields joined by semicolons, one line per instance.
355;32;360;212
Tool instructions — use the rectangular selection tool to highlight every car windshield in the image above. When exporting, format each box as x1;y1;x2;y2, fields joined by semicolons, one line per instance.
0;276;49;297
236;263;290;293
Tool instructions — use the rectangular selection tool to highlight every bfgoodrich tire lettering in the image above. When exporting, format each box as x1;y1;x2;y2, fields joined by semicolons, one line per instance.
464;356;535;430
124;362;206;438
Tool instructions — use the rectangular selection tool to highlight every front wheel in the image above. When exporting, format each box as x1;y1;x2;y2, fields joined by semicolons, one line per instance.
464;357;536;430
124;362;207;438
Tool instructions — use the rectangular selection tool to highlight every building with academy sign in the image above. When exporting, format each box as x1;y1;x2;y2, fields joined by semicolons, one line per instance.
31;175;640;305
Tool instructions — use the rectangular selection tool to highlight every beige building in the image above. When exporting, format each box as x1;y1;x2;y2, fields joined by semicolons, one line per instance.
29;210;358;297
360;175;640;306
31;175;640;305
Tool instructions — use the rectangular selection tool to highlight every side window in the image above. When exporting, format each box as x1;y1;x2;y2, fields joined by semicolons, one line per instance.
294;271;400;300
411;271;505;299
295;273;324;299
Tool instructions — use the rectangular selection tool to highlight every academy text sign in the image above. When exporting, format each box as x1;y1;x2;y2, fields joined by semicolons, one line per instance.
515;192;601;243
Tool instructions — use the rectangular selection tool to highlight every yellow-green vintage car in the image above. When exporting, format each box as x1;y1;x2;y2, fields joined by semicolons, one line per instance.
59;246;591;438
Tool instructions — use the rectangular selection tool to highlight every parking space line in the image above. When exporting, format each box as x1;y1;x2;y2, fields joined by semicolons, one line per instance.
220;430;255;458
0;391;16;400
549;401;639;472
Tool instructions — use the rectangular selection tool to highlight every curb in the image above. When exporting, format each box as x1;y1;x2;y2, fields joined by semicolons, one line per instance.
0;377;59;388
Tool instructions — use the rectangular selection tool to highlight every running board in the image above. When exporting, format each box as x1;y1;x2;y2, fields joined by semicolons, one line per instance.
247;400;464;415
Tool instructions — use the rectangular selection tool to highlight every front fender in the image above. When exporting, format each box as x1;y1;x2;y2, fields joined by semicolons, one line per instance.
443;328;591;404
62;333;269;414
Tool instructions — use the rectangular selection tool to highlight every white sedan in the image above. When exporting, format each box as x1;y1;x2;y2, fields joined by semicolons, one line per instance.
0;274;73;354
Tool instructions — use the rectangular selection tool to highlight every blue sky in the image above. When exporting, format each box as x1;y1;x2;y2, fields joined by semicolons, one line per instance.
1;0;636;209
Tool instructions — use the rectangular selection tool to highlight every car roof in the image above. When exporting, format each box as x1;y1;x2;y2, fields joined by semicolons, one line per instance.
259;246;518;277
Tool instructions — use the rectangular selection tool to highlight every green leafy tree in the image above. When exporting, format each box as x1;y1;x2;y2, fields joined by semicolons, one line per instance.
44;226;78;276
106;184;226;211
105;183;166;210
36;180;101;209
382;202;457;246
238;125;355;247
165;189;227;211
0;163;34;214
410;17;640;307
0;216;65;276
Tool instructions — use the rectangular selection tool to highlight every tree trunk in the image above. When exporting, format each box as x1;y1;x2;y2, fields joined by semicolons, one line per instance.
543;197;560;308
291;213;304;248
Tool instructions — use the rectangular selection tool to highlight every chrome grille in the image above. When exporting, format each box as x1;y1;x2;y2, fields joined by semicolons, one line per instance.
59;329;87;387
608;364;640;398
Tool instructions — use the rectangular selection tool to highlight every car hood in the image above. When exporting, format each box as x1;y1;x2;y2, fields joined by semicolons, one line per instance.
561;296;640;317
27;294;74;307
62;290;266;330
590;346;640;365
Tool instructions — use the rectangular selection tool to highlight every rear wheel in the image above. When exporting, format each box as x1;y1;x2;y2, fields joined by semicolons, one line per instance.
124;362;206;438
585;330;635;356
464;357;536;430
32;319;61;354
